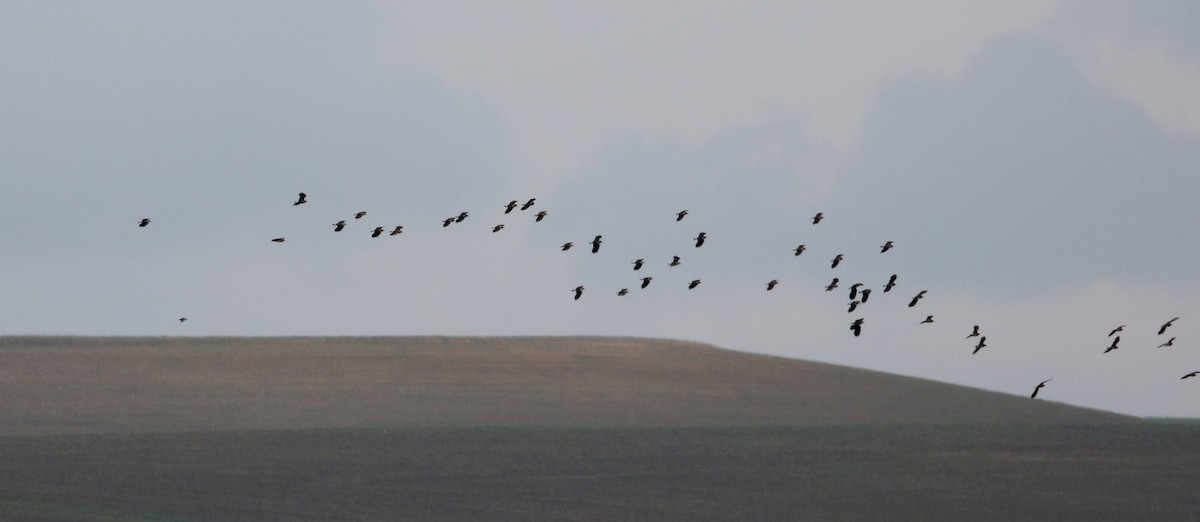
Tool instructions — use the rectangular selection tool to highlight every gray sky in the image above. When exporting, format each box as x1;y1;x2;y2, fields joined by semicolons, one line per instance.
2;1;1197;417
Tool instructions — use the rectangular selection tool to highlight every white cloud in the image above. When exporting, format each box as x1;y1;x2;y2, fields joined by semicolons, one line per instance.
1069;36;1200;135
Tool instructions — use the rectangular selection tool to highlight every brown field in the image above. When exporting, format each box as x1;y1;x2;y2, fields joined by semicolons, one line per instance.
0;336;1195;521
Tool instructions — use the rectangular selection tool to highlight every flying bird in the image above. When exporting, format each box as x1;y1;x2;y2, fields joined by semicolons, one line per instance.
455;212;469;223
848;283;863;300
766;279;779;291
354;211;367;219
921;315;934;324
669;256;681;267
561;242;574;251
632;259;644;270
966;325;981;339
688;279;701;289
591;235;602;253
847;300;860;313
535;211;548;222
825;278;840;291
1159;317;1179;335
521;198;536;210
390;226;403;236
293;192;307;205
442;217;455;227
271;238;285;243
371;227;384;238
1031;379;1052;398
883;274;897;292
850;318;864;337
1108;325;1125;337
492;224;504;233
880;241;894;253
793;244;806;256
859;288;872;303
908;290;927;307
1158;337;1175;348
138;218;151;227
694;232;707;247
1104;336;1120;353
178;317;187;323
831;254;844;268
617;288;629;296
812;212;824;224
333;220;346;232
504;200;519;214
676;210;688;221
640;277;653;289
573;286;584;300
1182;371;1199;379
973;336;987;354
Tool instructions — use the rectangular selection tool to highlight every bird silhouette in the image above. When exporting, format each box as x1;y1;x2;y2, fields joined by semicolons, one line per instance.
333;220;346;232
294;192;307;205
1031;379;1052;398
1104;336;1120;353
442;217;456;227
859;288;872;303
138;218;151;227
178;317;187;323
766;279;779;291
492;224;504;233
831;254;844;268
617;288;629;296
793;244;806;256
390;226;403;236
688;279;701;289
880;241;893;253
561;242;574;251
504;200;519;214
590;235;602;253
271;238;285;243
355;211;367;219
455;212;468;223
908;290;927;307
825;278;840;291
921;315;934;324
640;277;653;289
812;212;824;224
1108;325;1125;337
966;325;981;339
669;256;681;267
847;300;861;313
676;210;688;221
1182;371;1199;379
535;211;548;222
1158;337;1175;348
573;286;584;300
972;336;987;354
850;318;864;337
848;283;862;300
632;259;644;271
1159;317;1179;335
883;274;897;292
521;198;536;210
694;232;707;247
371;227;384;238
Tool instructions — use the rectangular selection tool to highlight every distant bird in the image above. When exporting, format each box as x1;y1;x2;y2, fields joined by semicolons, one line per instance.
455;212;469;223
442;217;456;227
966;325;981;339
1108;325;1125;337
921;315;934;324
641;277;652;289
535;211;547;222
688;279;701;289
333;220;346;232
271;238;285;243
847;300;861;313
669;256;681;267
591;235;602;253
859;288;872;303
178;317;187;323
1182;371;1199;379
617;289;629;296
1159;317;1179;335
355;211;367;219
676;210;688;221
504;200;519;214
850;318;864;337
793;244;806;256
371;227;384;238
561;242;574;251
1104;336;1120;353
390;226;403;236
492;224;504;233
138;218;151;227
694;232;707;247
880;241;894;253
521;198;536;210
1158;337;1176;348
812;212;824;224
831;254;844;269
908;290;927;307
632;259;644;270
825;278;840;291
766;279;779;291
573;286;584;300
973;336;987;354
1031;379;1052;399
848;283;862;300
883;274;897;293
293;192;307;205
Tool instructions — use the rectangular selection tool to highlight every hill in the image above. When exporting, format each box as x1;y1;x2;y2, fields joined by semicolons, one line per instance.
0;336;1132;435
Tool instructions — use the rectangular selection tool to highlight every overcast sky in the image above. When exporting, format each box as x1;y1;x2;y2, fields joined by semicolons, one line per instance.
2;1;1197;417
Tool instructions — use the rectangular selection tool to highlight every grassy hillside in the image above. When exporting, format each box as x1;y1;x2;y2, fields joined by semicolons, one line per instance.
0;336;1132;435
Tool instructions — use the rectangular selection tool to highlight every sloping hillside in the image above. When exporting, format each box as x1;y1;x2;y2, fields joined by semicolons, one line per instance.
0;336;1134;435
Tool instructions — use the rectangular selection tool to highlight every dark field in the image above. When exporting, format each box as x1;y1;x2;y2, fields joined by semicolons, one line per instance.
0;337;1195;521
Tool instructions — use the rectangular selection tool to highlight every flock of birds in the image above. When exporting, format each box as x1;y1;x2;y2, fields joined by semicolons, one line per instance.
138;192;1189;400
